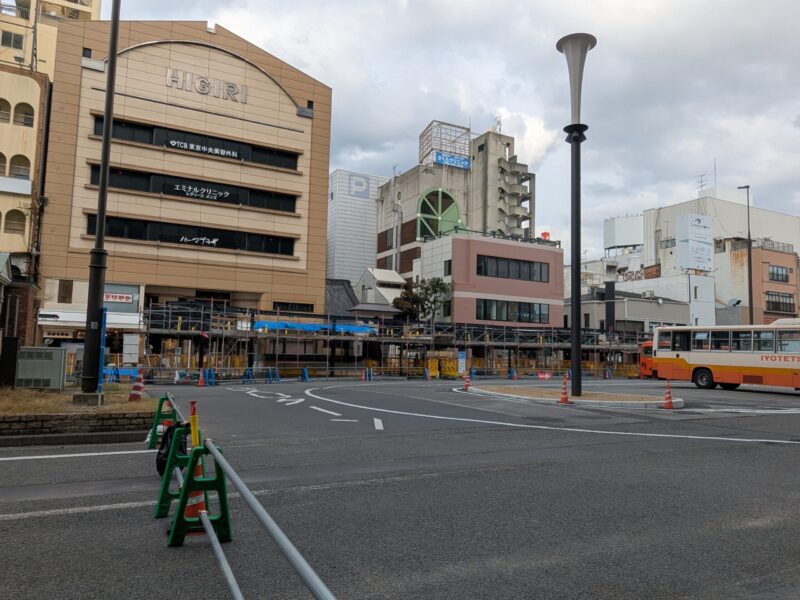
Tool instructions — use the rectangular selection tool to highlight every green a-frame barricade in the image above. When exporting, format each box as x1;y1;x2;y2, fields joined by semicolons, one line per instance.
154;426;200;518
165;443;232;548
146;394;180;449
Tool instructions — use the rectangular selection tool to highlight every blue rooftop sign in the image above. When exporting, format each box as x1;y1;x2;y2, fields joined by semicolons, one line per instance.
434;150;471;170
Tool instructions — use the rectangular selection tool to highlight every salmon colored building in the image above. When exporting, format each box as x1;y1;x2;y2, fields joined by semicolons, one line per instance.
413;234;564;327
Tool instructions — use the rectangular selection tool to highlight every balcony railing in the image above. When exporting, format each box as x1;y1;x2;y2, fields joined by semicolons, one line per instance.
0;3;30;20
765;301;796;314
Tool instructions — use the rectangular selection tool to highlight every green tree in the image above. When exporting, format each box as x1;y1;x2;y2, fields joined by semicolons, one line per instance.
417;277;450;321
392;280;421;320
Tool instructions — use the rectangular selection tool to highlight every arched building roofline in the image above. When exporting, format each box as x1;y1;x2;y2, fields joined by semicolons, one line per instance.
114;40;300;109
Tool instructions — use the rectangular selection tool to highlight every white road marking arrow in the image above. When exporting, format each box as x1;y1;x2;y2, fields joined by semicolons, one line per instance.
277;398;304;405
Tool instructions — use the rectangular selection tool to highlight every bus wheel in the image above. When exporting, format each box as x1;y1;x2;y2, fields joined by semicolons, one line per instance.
693;368;715;389
720;383;740;391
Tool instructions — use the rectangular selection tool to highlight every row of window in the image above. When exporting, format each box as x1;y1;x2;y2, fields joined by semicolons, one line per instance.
476;254;550;282
765;291;795;313
89;166;297;213
86;215;295;256
0;99;34;127
768;265;790;283
657;329;800;353
0;153;30;179
273;302;314;313
475;299;550;324
94;117;299;170
0;209;26;234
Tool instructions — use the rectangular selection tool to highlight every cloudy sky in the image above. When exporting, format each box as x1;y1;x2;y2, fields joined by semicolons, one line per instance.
105;0;800;261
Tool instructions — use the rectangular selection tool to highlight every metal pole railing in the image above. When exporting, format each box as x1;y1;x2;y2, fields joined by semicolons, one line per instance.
200;511;245;600
204;440;336;600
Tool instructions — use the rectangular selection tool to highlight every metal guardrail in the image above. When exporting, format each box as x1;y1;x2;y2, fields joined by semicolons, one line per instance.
203;440;336;600
200;510;244;600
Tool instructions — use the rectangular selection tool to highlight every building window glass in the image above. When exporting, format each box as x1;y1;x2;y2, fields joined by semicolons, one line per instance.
94;116;299;170
443;259;451;277
769;265;790;283
3;209;25;234
273;302;313;313
9;154;30;179
12;103;34;127
58;279;73;303
82;47;92;58
0;152;6;176
89;165;296;213
442;300;451;317
753;330;775;352
474;298;549;324
0;98;10;123
1;30;23;50
86;214;295;256
476;254;549;282
766;292;795;313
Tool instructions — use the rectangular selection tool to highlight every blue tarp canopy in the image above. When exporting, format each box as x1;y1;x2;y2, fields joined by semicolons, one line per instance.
252;321;375;334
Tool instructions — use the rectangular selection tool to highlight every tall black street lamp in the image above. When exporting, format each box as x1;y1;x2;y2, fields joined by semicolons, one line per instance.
81;0;122;394
737;184;754;324
557;33;596;396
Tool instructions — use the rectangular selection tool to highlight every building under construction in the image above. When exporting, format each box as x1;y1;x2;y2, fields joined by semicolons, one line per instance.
74;300;646;382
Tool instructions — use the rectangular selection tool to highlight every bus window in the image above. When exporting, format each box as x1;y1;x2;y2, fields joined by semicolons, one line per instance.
642;344;653;357
711;330;730;351
692;331;710;351
731;331;752;351
778;330;800;353
671;331;690;351
754;330;775;352
657;331;672;350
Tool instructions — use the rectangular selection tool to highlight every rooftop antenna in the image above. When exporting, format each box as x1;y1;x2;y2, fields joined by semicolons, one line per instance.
713;158;717;190
494;115;502;133
696;173;706;193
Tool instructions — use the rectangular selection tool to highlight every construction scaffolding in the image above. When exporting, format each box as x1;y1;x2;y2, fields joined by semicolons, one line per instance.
72;302;650;382
419;120;471;165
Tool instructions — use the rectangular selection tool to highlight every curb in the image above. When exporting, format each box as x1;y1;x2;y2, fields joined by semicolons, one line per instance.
468;386;685;409
0;430;150;447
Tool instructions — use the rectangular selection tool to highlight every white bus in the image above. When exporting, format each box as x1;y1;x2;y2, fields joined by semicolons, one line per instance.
652;319;800;390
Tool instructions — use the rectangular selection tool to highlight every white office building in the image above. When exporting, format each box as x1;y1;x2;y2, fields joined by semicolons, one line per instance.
327;169;388;286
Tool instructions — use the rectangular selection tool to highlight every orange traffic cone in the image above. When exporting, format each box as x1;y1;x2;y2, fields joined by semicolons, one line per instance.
184;401;206;521
464;374;470;391
663;380;674;410
558;373;572;404
198;368;205;388
128;372;145;401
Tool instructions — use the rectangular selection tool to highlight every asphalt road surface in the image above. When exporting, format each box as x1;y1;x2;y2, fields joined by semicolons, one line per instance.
4;378;800;599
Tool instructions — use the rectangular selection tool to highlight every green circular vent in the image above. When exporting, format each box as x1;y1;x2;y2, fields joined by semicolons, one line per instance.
416;188;460;239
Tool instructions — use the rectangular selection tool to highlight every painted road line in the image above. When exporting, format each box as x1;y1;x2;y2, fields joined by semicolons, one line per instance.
305;388;800;446
309;405;342;417
374;418;384;431
0;449;156;462
330;419;359;422
277;398;304;405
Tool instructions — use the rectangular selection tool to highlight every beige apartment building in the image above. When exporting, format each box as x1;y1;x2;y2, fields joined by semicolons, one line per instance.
38;21;331;343
1;0;98;343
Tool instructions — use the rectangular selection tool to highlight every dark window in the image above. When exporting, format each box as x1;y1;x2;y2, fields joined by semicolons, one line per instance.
57;280;73;303
671;332;691;351
731;331;752;352
442;300;451;317
82;48;92;58
477;143;485;152
710;330;730;351
89;165;296;213
94;116;299;170
474;298;548;324
766;292;795;313
273;302;313;313
769;265;790;283
476;254;549;283
692;331;710;351
87;214;294;256
306;100;314;109
443;259;452;277
1;31;23;50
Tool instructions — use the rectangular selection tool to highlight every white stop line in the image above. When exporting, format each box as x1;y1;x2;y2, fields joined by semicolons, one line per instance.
304;388;800;446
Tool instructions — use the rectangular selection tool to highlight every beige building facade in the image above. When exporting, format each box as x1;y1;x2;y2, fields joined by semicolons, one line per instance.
38;21;331;342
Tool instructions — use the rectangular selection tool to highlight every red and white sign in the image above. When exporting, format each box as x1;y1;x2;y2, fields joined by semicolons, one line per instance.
104;292;133;303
